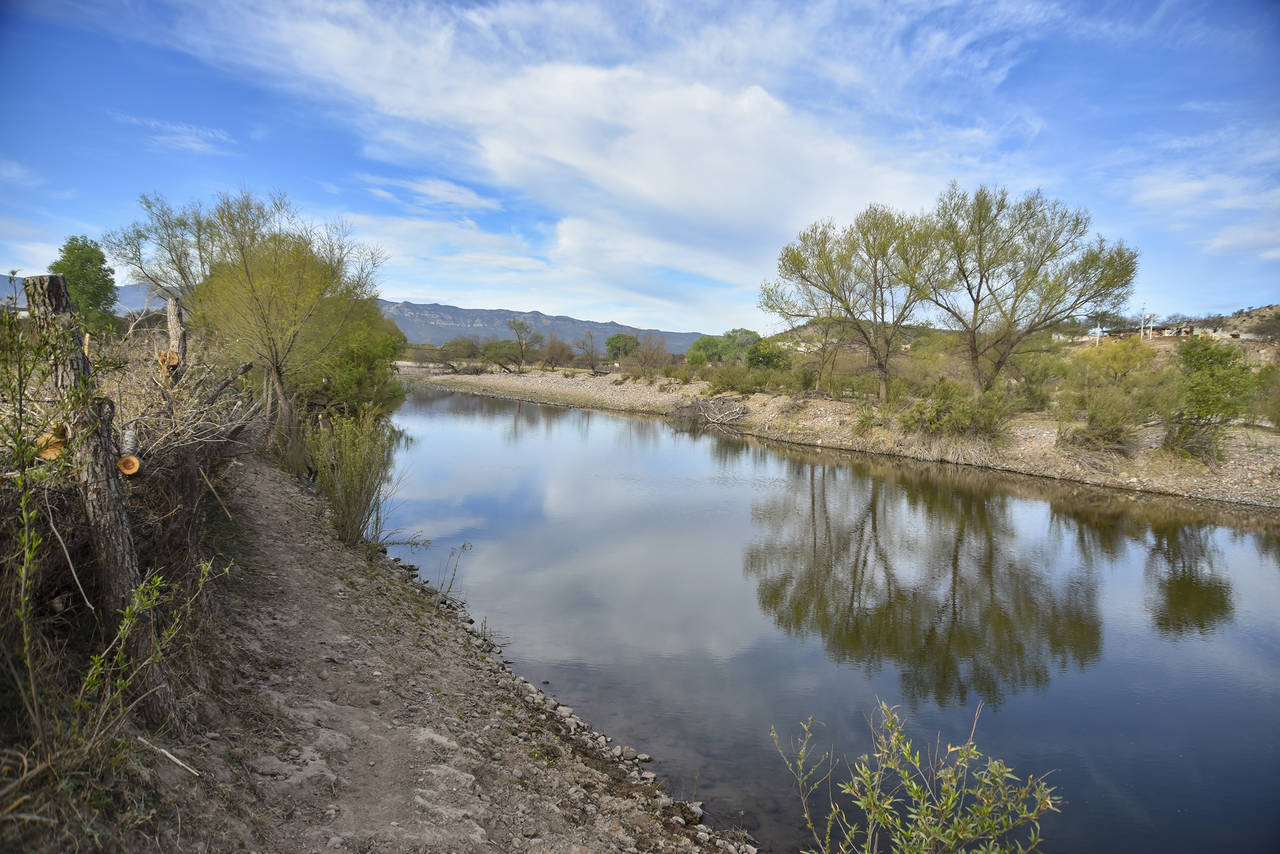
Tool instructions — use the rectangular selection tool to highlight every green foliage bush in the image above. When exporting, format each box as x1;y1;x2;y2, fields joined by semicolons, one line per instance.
1061;386;1136;452
1058;338;1164;453
774;703;1061;854
746;338;790;370
1251;365;1280;428
707;365;805;395
662;365;694;383
1005;345;1068;413
707;365;755;394
899;379;1010;439
295;309;406;415
1163;338;1257;459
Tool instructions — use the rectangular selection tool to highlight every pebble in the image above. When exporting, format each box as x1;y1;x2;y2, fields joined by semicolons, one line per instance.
621;746;638;761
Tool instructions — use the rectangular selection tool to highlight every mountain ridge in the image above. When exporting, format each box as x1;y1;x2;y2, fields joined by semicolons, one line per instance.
376;299;708;354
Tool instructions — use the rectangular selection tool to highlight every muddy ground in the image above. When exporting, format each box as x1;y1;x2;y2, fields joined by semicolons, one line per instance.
119;455;755;853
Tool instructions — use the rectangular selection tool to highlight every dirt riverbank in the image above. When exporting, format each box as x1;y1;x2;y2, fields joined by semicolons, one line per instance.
415;367;1280;511
112;453;755;853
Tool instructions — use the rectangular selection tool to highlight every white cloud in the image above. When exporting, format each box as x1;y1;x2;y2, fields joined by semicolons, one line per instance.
1203;223;1280;260
0;240;60;276
0;159;41;187
112;113;235;155
357;173;501;211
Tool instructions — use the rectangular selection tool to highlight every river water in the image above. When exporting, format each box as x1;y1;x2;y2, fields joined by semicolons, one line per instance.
386;387;1280;852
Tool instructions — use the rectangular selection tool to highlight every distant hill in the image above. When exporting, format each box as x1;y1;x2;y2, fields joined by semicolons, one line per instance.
115;283;152;312
377;300;707;354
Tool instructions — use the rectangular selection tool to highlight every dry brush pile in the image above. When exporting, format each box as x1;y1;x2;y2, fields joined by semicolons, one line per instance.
1;275;258;848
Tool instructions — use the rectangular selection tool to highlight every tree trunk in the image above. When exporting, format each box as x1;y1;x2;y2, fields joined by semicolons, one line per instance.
23;274;174;726
166;297;187;383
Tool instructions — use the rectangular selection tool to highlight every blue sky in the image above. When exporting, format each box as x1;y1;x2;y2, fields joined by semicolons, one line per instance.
1;0;1276;334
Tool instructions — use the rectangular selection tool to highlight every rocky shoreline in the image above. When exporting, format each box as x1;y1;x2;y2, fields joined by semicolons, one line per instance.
412;367;1280;512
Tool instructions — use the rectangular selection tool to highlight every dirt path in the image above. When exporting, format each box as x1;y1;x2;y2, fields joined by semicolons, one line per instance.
146;455;753;853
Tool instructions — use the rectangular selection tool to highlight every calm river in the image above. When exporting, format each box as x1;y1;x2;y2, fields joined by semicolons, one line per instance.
387;387;1280;852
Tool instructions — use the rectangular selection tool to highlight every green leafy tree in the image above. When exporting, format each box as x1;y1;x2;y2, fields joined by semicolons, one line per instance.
180;191;386;431
606;332;639;361
48;235;118;331
925;183;1138;393
762;208;933;403
720;328;761;363
482;339;521;372
443;336;481;362
1163;337;1257;459
685;334;723;365
746;338;789;370
295;305;405;414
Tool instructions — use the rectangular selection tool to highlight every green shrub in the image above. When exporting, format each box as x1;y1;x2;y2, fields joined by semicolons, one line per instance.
1250;365;1280;428
707;365;755;395
1059;385;1137;453
774;703;1061;854
789;366;818;392
1163;338;1257;459
900;379;1010;439
663;365;693;383
746;338;790;370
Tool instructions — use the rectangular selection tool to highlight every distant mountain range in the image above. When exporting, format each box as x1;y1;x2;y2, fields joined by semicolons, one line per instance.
377;299;707;354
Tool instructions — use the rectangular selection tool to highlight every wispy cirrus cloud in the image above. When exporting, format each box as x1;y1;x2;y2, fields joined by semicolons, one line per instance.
357;174;501;211
112;113;236;155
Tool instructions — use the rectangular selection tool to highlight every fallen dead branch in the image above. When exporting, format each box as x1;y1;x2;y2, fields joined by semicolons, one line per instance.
668;396;748;431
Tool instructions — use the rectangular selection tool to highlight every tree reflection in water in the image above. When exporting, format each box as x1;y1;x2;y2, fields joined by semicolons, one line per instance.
1145;520;1233;637
741;438;1272;706
1047;488;1237;638
745;455;1103;707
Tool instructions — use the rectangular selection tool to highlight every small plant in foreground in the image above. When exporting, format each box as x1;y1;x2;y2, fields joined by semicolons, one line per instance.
773;702;1061;854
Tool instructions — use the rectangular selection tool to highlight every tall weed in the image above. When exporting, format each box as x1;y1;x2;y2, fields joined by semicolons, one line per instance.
305;411;401;545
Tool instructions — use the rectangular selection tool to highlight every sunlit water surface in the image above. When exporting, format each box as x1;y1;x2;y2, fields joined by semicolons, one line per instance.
386;388;1280;852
